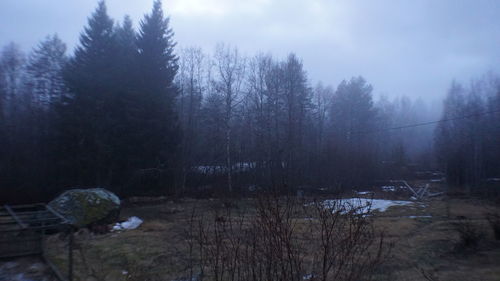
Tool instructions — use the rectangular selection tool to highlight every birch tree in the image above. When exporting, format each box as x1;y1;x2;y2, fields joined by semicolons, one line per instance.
212;44;246;193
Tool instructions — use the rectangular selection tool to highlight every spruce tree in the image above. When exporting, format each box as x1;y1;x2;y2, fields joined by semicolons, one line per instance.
67;1;115;88
329;77;377;186
27;34;67;109
19;35;68;199
113;15;137;90
137;0;178;92
135;0;179;185
105;15;139;187
60;0;116;186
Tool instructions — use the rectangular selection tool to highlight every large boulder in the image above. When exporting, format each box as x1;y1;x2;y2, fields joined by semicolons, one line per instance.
49;188;120;227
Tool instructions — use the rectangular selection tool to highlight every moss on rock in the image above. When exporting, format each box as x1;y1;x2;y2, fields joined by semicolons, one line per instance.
49;188;120;227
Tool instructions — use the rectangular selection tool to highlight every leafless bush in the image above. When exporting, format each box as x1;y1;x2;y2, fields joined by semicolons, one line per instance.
305;199;388;281
249;194;304;281
453;218;482;250
194;201;247;281
186;194;389;281
486;213;500;240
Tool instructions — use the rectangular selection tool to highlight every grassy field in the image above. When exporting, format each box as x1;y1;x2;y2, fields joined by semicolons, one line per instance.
43;190;500;281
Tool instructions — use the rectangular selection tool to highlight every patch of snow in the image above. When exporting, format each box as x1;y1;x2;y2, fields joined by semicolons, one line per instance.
27;263;44;274
194;165;227;174
486;178;500;182
405;215;432;219
430;178;444;183
356;191;373;195
1;261;18;270
122;270;129;275
12;273;31;281
233;162;256;172
322;198;414;214
303;274;314;280
112;216;143;231
381;185;398;192
194;162;257;174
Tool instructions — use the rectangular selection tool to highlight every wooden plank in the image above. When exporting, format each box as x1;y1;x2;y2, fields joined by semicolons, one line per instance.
4;205;28;229
7;203;45;211
415;188;422;198
27;222;66;231
0;226;32;232
15;216;60;224
0;250;41;259
68;230;73;281
428;191;444;197
0;220;19;225
43;253;69;281
421;184;430;199
45;204;69;224
391;180;419;198
1;210;52;217
0;237;41;243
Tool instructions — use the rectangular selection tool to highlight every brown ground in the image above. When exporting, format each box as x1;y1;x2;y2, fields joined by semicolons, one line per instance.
42;189;500;281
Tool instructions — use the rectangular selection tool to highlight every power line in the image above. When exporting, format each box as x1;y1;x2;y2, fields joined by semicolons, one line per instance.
350;108;500;136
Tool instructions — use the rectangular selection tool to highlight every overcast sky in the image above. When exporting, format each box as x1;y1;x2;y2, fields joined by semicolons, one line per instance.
1;0;499;101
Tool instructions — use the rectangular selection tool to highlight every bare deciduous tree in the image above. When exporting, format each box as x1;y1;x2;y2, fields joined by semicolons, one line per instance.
177;47;206;190
212;44;246;193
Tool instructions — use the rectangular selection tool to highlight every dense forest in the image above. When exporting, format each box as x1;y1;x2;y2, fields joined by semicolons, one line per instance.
0;1;499;203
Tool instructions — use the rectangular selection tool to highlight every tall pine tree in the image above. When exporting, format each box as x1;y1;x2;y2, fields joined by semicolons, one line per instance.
27;34;67;109
60;1;116;186
113;15;138;91
137;1;178;93
134;0;179;189
25;35;67;197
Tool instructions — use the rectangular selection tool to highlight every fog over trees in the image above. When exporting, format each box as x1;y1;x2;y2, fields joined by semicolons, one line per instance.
0;1;499;203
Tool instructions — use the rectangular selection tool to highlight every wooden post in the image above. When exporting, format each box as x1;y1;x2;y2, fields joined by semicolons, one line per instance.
421;184;430;199
391;180;419;199
68;228;73;281
4;205;28;228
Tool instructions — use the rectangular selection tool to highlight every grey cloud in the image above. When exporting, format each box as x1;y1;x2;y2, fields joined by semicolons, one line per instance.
0;0;498;101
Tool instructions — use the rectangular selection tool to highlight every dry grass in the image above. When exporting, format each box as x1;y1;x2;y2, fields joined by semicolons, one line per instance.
374;198;500;281
43;196;500;281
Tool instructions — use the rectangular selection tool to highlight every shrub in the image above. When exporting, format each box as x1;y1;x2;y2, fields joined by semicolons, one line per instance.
453;218;482;250
186;194;389;281
486;213;500;240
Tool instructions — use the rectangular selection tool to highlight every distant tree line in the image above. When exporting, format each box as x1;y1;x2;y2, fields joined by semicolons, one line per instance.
0;1;498;203
435;76;500;190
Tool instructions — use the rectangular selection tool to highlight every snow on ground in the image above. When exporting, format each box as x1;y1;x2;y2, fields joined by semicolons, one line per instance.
430;178;445;182
194;162;257;174
112;216;143;231
486;178;500;182
194;165;227;174
381;186;397;192
322;198;414;214
404;215;432;219
356;191;373;195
